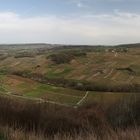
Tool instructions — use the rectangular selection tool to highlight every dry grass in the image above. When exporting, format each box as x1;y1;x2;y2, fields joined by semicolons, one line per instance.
0;95;139;140
0;126;139;140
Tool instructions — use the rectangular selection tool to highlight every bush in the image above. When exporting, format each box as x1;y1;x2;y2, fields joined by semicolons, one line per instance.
48;53;73;64
47;50;86;64
0;96;107;136
0;95;139;138
106;94;140;128
14;52;35;58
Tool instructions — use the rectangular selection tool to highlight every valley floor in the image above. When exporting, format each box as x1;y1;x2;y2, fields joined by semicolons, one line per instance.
0;74;137;107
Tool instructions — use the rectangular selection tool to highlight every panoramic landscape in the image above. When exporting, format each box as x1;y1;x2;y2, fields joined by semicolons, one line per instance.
0;0;140;140
0;43;139;140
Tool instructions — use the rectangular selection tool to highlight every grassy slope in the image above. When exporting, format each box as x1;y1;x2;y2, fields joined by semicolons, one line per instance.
0;46;139;106
0;47;140;85
0;74;136;107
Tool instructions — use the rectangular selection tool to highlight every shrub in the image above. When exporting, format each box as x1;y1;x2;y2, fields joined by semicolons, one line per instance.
0;95;139;138
106;94;140;128
14;52;35;58
47;50;86;64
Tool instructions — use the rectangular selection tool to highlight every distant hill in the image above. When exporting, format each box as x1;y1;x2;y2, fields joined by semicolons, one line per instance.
116;43;140;48
0;43;139;51
0;43;55;49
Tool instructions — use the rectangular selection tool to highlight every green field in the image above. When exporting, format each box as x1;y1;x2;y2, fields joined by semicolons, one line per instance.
0;74;138;107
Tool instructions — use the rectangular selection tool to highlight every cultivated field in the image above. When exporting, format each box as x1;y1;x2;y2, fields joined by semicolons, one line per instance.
0;44;140;107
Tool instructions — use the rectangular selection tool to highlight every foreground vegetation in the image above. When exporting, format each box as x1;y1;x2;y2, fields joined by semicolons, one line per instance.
0;94;139;140
0;126;139;140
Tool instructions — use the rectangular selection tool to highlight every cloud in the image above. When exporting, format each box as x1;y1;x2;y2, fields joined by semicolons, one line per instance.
67;0;88;8
77;2;84;8
0;11;140;45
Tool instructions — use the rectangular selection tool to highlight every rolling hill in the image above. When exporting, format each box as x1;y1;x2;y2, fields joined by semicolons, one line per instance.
0;43;139;107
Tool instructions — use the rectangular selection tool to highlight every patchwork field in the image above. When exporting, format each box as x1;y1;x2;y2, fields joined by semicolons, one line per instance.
0;44;140;107
0;73;138;108
1;47;140;84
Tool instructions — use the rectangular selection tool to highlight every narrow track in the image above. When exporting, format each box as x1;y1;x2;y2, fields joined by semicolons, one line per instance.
76;91;89;106
104;69;114;78
0;91;72;108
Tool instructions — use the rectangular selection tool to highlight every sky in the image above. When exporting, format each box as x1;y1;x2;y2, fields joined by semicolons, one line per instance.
0;0;140;45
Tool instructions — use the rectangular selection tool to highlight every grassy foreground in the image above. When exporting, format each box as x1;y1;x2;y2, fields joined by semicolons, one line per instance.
0;94;139;140
0;126;139;140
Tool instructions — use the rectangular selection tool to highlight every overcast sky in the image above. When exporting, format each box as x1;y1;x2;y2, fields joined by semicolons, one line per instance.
0;0;140;45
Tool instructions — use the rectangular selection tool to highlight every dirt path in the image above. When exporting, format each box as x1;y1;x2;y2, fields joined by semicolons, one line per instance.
111;72;120;81
92;72;101;77
127;76;134;83
0;91;72;107
11;62;20;67
104;69;114;79
76;91;89;106
49;92;82;98
114;52;118;57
